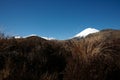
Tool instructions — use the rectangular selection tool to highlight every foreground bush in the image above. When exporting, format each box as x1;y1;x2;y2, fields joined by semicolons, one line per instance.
0;29;120;80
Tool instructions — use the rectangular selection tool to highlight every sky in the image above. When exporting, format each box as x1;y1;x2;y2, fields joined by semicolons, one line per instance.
0;0;120;39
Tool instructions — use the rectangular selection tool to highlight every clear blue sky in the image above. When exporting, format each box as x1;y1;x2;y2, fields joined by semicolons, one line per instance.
0;0;120;39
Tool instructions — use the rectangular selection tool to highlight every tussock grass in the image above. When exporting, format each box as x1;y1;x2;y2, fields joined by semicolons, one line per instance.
0;29;120;80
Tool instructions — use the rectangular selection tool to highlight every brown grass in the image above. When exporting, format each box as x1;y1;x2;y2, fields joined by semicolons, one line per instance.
0;29;120;80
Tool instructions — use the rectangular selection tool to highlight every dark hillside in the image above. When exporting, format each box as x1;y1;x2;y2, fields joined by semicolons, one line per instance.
0;29;120;80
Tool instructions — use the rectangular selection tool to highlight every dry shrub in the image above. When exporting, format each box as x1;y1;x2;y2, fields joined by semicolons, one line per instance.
0;30;120;80
64;30;120;80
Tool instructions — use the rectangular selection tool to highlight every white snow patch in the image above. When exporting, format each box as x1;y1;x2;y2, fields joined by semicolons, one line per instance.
74;28;99;37
41;36;55;40
14;36;22;39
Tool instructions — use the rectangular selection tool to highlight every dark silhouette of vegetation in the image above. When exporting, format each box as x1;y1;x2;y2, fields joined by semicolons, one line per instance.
0;29;120;80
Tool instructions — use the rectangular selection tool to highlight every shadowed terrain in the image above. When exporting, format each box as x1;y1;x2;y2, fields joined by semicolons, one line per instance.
0;29;120;80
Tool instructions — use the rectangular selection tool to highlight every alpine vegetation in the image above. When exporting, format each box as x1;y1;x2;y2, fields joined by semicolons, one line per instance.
0;29;120;80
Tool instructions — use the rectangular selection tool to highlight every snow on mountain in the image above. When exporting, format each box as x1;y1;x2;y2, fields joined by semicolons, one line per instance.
41;36;55;40
74;28;99;37
14;36;22;39
14;34;37;39
24;34;55;40
14;34;55;40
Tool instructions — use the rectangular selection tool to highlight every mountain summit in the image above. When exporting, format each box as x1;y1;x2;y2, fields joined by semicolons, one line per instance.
74;28;99;37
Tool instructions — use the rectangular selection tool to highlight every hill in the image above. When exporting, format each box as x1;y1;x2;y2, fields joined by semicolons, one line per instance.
0;29;120;80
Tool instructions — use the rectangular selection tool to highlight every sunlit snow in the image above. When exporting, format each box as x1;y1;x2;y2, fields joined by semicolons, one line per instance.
74;28;99;37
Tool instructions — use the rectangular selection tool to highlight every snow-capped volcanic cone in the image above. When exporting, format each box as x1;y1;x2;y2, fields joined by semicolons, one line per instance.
74;28;99;37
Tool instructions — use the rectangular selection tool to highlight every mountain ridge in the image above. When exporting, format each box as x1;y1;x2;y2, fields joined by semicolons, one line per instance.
14;28;99;40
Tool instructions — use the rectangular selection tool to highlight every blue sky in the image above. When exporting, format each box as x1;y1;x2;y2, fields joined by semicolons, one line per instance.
0;0;120;39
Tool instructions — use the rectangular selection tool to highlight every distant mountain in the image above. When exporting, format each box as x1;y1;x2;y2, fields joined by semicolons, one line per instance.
74;28;99;38
14;34;37;39
14;34;55;40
